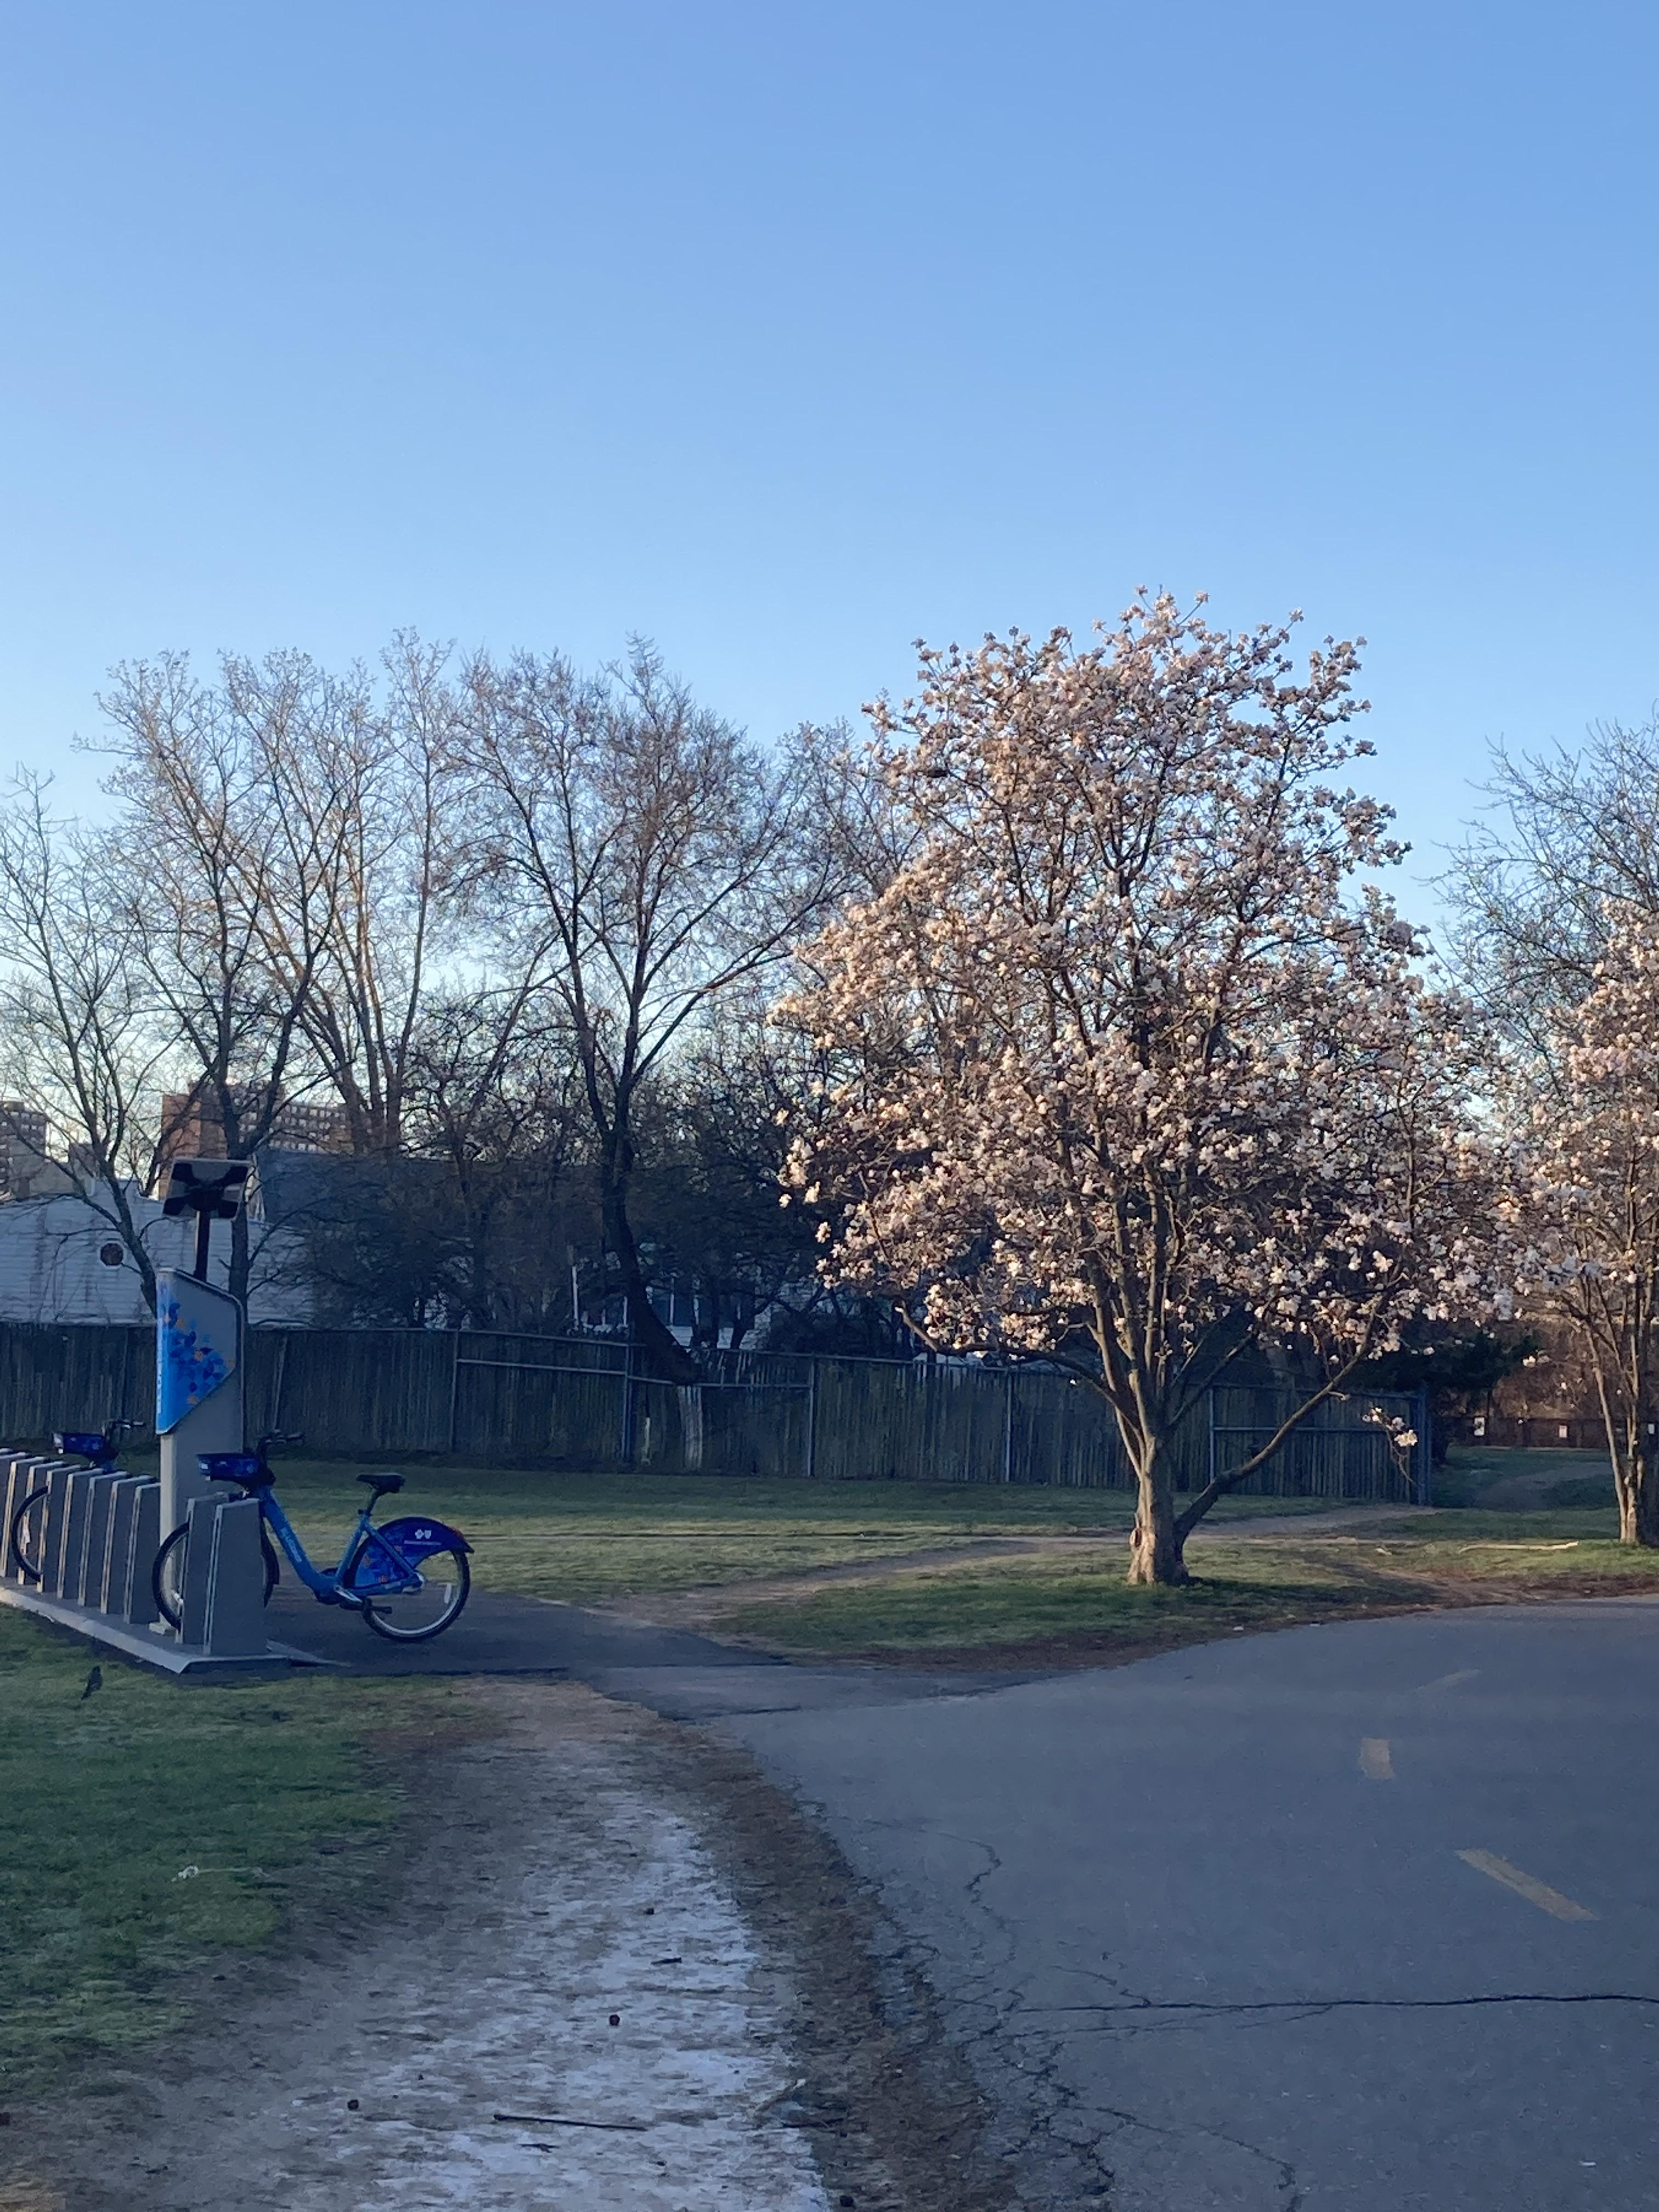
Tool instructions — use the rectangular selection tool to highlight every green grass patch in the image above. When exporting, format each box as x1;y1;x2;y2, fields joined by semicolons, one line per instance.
725;1544;1392;1656
724;1508;1659;1661
1434;1447;1612;1509
1541;1475;1617;1511
0;1607;466;2099
1389;1505;1620;1542
1419;1458;1493;1509
1373;1506;1659;1587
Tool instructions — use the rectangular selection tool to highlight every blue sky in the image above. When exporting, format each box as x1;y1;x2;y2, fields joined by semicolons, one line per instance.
2;1;1655;922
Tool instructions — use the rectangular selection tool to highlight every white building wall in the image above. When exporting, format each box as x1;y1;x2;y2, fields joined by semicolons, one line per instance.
0;1193;311;1325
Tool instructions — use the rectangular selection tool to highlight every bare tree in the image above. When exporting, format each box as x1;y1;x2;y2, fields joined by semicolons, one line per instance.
633;1003;827;1353
98;655;323;1299
0;778;173;1306
401;984;589;1330
170;635;469;1159
1446;718;1659;1052
459;644;843;1380
4;632;857;1350
269;989;592;1331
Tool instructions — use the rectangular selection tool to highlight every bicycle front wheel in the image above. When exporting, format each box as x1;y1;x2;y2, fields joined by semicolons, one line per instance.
349;1544;471;1643
153;1523;188;1628
153;1522;280;1631
8;1487;48;1583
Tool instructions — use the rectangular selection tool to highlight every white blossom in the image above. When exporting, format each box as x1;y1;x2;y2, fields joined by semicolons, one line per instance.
783;601;1503;1582
1510;900;1659;1543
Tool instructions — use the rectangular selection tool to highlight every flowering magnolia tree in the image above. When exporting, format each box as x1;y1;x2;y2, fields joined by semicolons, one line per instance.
1515;904;1659;1546
782;599;1502;1584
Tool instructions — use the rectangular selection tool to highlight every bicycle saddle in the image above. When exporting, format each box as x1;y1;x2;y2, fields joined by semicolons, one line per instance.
357;1471;405;1497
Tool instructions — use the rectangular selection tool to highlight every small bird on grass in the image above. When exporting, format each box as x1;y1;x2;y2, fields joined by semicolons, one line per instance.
80;1664;102;1701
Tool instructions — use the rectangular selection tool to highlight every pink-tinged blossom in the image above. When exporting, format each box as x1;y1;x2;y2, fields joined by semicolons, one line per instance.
1512;902;1659;1544
782;600;1504;1584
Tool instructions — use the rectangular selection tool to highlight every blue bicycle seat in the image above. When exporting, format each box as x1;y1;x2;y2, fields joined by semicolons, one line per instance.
198;1452;269;1486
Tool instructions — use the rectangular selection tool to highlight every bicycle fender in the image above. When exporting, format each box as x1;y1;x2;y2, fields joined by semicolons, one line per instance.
373;1515;472;1559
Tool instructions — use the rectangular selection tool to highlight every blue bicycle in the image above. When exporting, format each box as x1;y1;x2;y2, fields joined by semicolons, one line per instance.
151;1432;473;1644
8;1419;145;1583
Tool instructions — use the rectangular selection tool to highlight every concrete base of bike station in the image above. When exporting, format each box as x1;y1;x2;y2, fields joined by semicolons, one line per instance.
0;1578;327;1675
1;1450;328;1677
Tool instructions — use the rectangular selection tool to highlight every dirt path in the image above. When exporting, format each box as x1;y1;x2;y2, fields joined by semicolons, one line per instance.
2;1682;1007;2212
1186;1504;1420;1542
596;1539;1051;1630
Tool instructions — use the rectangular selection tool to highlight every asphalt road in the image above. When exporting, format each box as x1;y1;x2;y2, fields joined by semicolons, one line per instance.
269;1583;1659;2209
725;1601;1659;2211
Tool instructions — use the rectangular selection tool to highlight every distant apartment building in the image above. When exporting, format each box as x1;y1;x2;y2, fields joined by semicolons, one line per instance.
0;1102;53;1199
269;1096;354;1153
157;1087;351;1172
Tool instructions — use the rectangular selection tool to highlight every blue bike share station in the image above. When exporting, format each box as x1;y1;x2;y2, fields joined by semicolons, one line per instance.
0;1159;320;1674
3;1155;473;1672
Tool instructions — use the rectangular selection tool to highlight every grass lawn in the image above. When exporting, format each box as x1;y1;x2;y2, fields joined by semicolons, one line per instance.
97;1438;1650;1671
1428;1444;1613;1510
0;1606;468;2102
725;1545;1381;1659
249;1448;1651;1667
724;1498;1659;1661
235;1458;1334;1605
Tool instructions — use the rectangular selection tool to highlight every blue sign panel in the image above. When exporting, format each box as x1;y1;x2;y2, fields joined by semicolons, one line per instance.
155;1269;241;1434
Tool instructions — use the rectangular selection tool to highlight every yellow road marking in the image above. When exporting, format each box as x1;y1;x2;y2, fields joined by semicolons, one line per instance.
1458;1850;1596;1922
1359;1737;1394;1780
1421;1669;1479;1691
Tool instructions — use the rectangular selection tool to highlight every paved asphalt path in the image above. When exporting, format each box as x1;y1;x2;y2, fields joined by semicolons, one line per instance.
272;1585;1659;2209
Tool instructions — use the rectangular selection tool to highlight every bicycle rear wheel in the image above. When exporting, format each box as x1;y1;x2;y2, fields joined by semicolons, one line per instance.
348;1543;470;1642
8;1488;48;1583
153;1521;280;1631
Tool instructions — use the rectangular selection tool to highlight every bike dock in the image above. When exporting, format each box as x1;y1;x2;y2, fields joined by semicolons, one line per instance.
1;1447;325;1676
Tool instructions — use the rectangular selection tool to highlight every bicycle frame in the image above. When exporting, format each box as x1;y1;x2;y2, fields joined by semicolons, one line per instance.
257;1489;424;1611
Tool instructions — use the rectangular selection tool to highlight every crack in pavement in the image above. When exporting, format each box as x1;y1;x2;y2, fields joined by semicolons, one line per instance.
1020;1989;1659;2021
1071;2095;1302;2210
780;1805;1389;2208
856;1821;1119;2209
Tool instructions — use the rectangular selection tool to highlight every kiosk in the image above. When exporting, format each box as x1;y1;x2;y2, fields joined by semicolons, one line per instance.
156;1157;250;1537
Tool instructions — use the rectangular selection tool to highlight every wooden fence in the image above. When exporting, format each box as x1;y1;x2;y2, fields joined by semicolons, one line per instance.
0;1322;1432;1500
1443;1413;1606;1453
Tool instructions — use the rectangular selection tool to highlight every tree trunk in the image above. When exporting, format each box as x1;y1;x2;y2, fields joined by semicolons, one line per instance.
1126;1444;1189;1585
1615;1442;1659;1547
689;1282;719;1358
597;1160;699;1384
